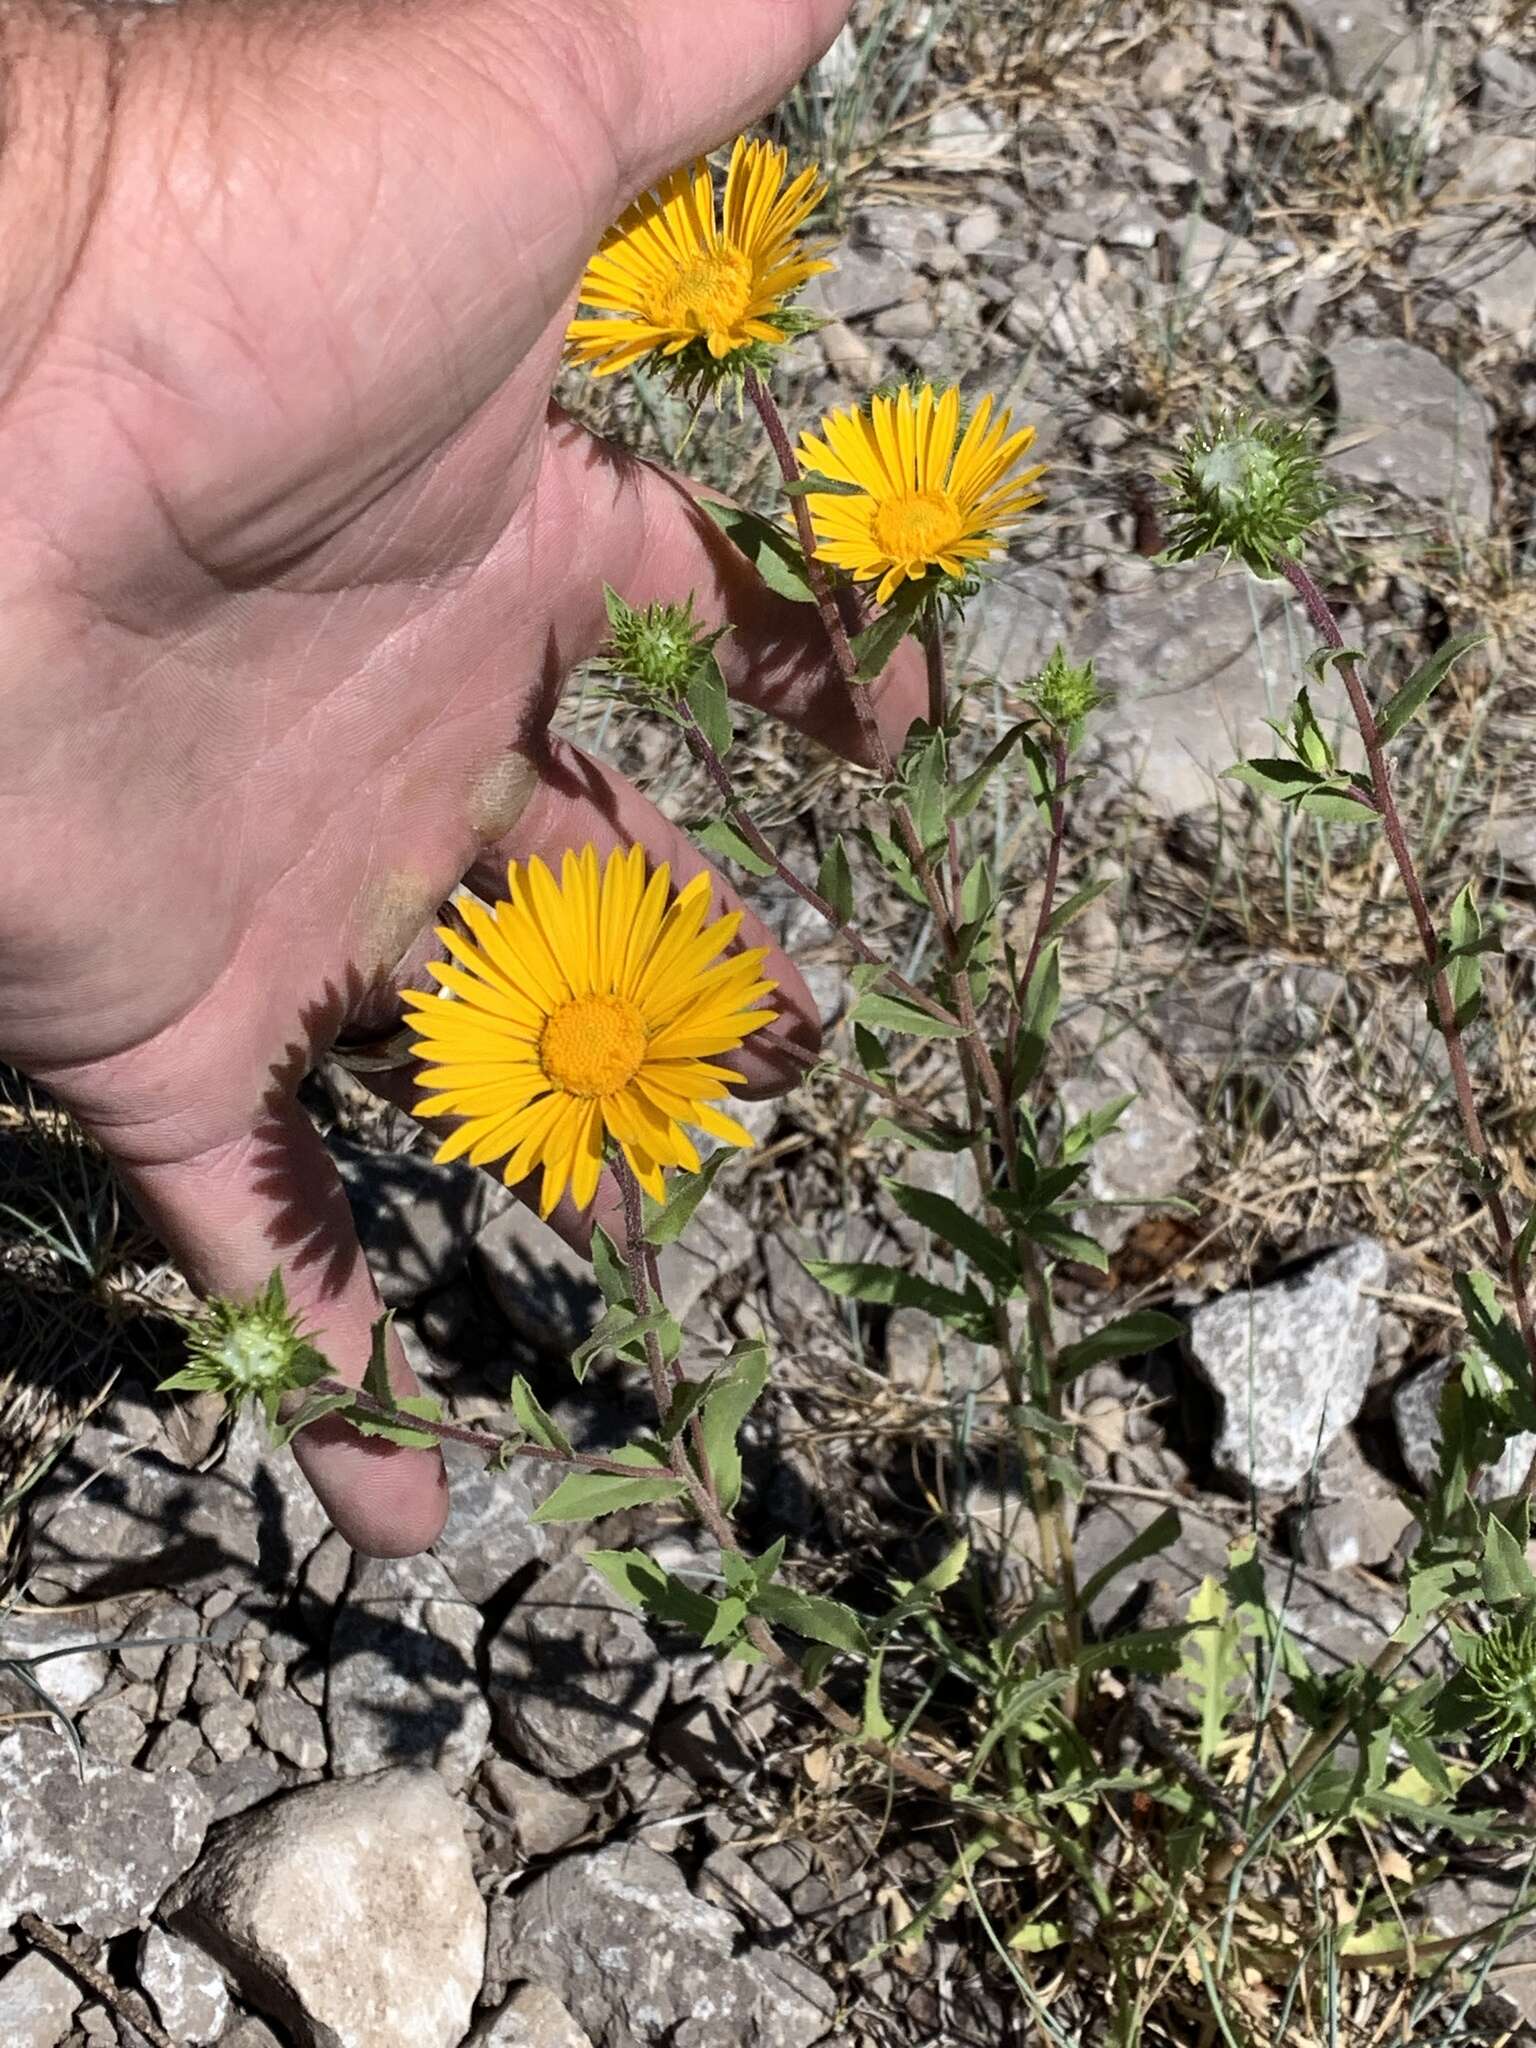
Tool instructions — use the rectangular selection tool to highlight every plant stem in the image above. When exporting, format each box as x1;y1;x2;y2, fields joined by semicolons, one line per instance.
1277;554;1536;1386
613;1153;681;1423
309;1379;645;1478
743;368;894;786
1008;732;1069;1086
675;702;962;1031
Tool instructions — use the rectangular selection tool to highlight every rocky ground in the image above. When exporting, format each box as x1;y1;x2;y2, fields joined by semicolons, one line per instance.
5;2;1536;2044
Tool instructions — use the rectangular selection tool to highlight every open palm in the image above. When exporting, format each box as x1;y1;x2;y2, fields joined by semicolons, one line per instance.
0;0;918;1553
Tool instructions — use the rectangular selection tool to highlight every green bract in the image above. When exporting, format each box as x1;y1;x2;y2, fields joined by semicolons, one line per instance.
1459;1609;1536;1765
601;591;725;702
1163;412;1333;577
1028;646;1101;730
160;1270;329;1425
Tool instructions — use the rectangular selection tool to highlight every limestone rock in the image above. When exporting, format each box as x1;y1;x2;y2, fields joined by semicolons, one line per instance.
253;1684;328;1770
489;1555;668;1780
1056;1023;1200;1254
0;1952;84;2048
0;1610;109;1715
0;1726;213;1938
330;1128;509;1306
164;1769;484;2048
474;1201;600;1354
1078;565;1349;817
138;1925;231;2045
431;1438;546;1610
479;1758;593;1858
495;1842;836;2047
1189;1242;1388;1493
468;1985;596;2048
1393;1358;1536;1501
1288;0;1431;98
327;1552;488;1789
960;565;1071;692
1327;339;1493;526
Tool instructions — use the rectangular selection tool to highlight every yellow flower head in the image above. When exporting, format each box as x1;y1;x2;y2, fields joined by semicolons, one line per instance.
405;849;776;1216
567;136;831;379
797;384;1047;605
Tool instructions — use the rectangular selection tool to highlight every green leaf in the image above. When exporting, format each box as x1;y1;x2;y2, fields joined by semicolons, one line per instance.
1017;1210;1109;1273
644;1150;731;1247
699;500;816;603
269;1388;355;1448
531;1447;688;1524
1057;1311;1184;1384
1011;941;1061;1097
849;990;965;1039
570;1304;675;1382
698;1343;771;1514
1178;1576;1250;1766
861;1647;894;1741
685;656;733;760
782;469;867;498
509;1376;572;1456
362;1311;396;1410
884;1181;1019;1292
1480;1512;1536;1607
863;827;929;906
752;1582;870;1655
1377;630;1486;743
864;1114;975;1154
692;815;775;877
701;1596;751;1649
804;1259;989;1333
853;1023;893;1081
1077;1507;1182;1614
1060;1092;1135;1163
1305;644;1368;682
585;1550;718;1635
1438;880;1486;1032
1043;876;1112;945
350;1392;444;1449
898;730;949;852
1223;757;1322;800
589;1225;632;1309
1289;688;1336;774
851;596;920;682
1296;785;1377;823
817;838;855;924
949;722;1050;821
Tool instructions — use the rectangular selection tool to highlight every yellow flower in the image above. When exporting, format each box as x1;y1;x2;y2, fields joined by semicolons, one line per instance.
404;849;776;1216
796;385;1047;605
567;136;831;377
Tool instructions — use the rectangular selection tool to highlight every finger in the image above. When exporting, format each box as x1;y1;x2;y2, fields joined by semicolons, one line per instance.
467;735;821;1096
535;411;926;766
123;1103;449;1559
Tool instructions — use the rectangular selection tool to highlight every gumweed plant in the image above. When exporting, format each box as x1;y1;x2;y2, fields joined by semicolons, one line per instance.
165;147;1536;2032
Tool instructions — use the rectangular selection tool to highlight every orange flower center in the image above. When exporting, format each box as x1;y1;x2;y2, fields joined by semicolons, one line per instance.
540;994;648;1098
872;488;963;564
649;246;754;335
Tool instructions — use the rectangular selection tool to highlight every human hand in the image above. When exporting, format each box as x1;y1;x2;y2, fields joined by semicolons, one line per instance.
0;0;920;1555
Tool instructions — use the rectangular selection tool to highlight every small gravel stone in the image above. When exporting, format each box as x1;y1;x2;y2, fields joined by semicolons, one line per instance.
468;1984;596;2047
145;1720;206;1774
479;1758;593;1858
138;1926;231;2045
78;1700;148;1766
0;1952;84;2048
199;1697;256;1762
252;1685;328;1771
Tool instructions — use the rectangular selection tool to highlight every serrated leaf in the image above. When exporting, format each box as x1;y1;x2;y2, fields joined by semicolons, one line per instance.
701;1595;751;1649
864;1114;975;1154
1017;1210;1108;1272
1377;630;1486;743
585;1549;718;1635
685;656;732;760
752;1582;870;1655
804;1258;989;1333
1223;757;1324;800
1060;1092;1135;1162
885;1182;1019;1292
1057;1311;1184;1383
362;1311;397;1410
644;1150;731;1248
509;1376;572;1455
1179;1576;1249;1765
1306;644;1368;681
850;990;965;1039
570;1304;675;1382
863;827;929;906
1296;785;1377;823
269;1388;355;1448
898;730;949;852
589;1224;632;1309
1480;1512;1536;1606
699;500;816;603
1290;687;1336;773
851;597;920;682
350;1392;444;1449
531;1447;688;1524
817;838;855;924
692;815;776;877
698;1343;771;1513
1043;876;1111;944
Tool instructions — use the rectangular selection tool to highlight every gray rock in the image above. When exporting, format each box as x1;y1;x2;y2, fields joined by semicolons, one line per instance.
164;1769;484;2048
468;1985;596;2048
495;1842;836;2048
78;1700;147;1766
1056;1023;1200;1254
1327;339;1493;526
960;565;1072;691
253;1685;328;1771
203;1753;290;1823
137;1926;231;2045
430;1437;546;1608
327;1553;488;1790
223;2021;286;2048
1477;46;1536;113
1393;1358;1536;1500
1078;565;1349;817
805;247;909;321
656;1697;760;1789
954;205;1002;256
0;1726;213;1938
923;102;1005;166
1421;1875;1536;2022
0;1953;83;2048
697;1848;796;1933
200;1697;256;1763
27;1405;329;1606
656;1193;755;1330
0;1611;110;1715
1295;1494;1416;1572
489;1554;668;1780
330;1128;509;1306
145;1720;206;1774
871;296;937;341
474;1201;600;1353
1288;0;1431;98
1441;134;1536;201
1190;1241;1387;1492
478;1758;593;1857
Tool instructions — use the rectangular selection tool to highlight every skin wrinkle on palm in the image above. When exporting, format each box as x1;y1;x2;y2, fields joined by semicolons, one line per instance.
0;0;921;1556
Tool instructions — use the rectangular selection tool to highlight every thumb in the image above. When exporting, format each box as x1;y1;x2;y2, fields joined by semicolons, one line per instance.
123;1101;449;1559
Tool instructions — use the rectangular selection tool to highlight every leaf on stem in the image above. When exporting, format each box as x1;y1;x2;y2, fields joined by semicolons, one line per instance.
643;1151;732;1247
1377;630;1487;743
531;1444;688;1523
698;501;817;604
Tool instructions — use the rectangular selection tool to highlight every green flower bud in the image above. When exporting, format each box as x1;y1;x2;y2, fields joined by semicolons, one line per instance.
601;590;725;702
161;1270;328;1424
1029;646;1101;729
1163;412;1333;578
1458;1608;1536;1766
